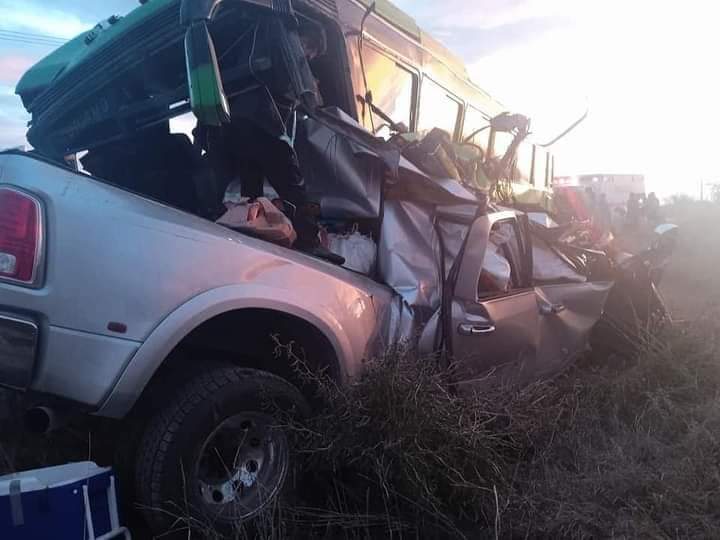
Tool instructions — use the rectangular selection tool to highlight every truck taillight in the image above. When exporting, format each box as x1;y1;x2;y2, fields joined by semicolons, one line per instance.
0;188;43;285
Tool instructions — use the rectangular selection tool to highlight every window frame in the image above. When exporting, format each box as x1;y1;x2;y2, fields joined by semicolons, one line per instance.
304;15;363;118
461;104;492;150
417;75;464;141
352;41;420;136
476;213;534;301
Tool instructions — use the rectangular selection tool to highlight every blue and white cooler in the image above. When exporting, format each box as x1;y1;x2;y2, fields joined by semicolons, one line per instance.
0;462;131;539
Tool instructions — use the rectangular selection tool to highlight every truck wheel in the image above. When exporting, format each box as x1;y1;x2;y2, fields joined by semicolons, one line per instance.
135;366;309;536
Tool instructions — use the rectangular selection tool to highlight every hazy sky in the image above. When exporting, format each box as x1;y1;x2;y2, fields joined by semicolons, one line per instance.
393;0;720;198
1;0;718;197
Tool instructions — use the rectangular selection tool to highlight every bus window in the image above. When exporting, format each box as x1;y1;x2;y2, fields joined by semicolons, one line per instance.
513;141;533;182
492;130;513;159
359;46;416;139
462;106;490;152
533;147;548;187
418;77;462;138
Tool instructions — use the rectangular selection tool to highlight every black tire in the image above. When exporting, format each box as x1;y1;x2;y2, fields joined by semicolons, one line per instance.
135;365;309;538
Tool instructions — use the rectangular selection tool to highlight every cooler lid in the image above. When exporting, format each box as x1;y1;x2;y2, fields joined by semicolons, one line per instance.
0;462;110;495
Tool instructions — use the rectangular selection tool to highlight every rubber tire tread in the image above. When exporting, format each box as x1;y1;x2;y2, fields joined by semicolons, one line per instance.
135;365;308;536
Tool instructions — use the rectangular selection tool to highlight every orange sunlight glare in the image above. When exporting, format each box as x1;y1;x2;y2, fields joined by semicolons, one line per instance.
467;0;719;199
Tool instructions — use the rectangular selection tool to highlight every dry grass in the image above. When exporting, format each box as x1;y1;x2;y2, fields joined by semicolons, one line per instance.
4;321;720;539
283;346;523;539
501;318;720;539
267;315;720;539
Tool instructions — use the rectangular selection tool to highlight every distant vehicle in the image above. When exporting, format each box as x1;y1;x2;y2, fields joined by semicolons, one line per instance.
577;174;646;211
552;174;646;227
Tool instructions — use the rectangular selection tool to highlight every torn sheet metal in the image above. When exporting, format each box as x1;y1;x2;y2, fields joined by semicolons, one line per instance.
376;146;485;343
387;296;422;346
297;103;479;220
377;197;476;343
535;281;613;376
435;216;472;280
528;212;559;228
389;158;481;207
296;108;487;344
417;308;442;355
294;106;408;219
378;199;440;328
533;237;587;283
296;115;385;219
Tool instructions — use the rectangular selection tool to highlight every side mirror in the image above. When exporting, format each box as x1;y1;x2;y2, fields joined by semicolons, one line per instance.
490;113;530;134
537;108;589;148
184;20;230;126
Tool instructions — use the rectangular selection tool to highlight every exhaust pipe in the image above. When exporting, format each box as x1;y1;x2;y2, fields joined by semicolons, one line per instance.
24;406;61;434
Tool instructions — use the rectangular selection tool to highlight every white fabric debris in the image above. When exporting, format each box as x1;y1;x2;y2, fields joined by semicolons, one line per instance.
328;230;377;275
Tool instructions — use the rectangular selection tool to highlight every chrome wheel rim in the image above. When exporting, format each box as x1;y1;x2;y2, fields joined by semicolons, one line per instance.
195;411;288;521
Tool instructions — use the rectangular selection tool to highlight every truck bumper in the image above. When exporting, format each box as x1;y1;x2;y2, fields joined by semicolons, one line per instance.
0;313;39;390
0;312;140;409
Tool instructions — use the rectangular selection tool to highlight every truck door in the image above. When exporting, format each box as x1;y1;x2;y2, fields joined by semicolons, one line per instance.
534;280;613;377
450;212;541;389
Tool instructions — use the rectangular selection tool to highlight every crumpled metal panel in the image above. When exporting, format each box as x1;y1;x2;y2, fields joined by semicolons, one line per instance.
386;296;421;345
296;115;384;219
377;197;475;343
389;158;480;207
436;217;471;279
417;308;440;354
295;106;486;344
378;199;440;321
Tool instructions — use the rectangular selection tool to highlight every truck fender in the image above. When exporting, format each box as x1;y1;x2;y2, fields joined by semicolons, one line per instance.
97;284;352;418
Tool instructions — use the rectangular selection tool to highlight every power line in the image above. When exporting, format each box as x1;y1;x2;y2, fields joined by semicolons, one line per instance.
0;35;66;46
0;29;68;43
0;36;62;47
0;33;68;45
0;29;69;47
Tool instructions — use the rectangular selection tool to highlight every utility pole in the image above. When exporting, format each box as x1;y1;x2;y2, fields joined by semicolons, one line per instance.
700;179;704;201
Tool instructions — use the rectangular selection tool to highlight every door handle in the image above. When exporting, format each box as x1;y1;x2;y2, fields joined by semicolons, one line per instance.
458;323;496;336
540;303;566;315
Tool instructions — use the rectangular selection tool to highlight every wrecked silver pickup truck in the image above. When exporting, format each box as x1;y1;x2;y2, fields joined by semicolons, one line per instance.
1;0;676;534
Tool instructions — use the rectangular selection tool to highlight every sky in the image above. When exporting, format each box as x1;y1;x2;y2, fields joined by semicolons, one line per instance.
1;0;718;198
